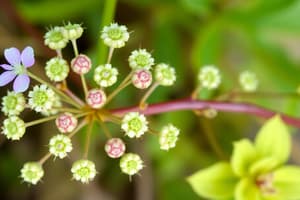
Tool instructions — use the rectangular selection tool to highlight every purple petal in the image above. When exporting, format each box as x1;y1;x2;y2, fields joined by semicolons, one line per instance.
4;47;21;66
0;64;13;70
13;75;30;93
21;46;35;68
0;71;16;86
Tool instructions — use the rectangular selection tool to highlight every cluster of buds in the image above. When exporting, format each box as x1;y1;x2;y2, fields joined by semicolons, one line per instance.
0;22;180;185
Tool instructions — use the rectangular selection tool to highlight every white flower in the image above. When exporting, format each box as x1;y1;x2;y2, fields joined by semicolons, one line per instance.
132;69;152;89
62;22;84;40
94;64;118;87
121;112;148;138
71;159;97;183
1;91;25;116
44;26;68;50
198;65;221;90
120;153;143;176
154;63;176;86
101;23;129;48
239;71;259;92
105;138;126;158
49;134;73;159
128;49;154;70
40;94;61;116
86;89;107;109
159;124;180;150
20;162;44;185
2;116;26;140
45;57;69;82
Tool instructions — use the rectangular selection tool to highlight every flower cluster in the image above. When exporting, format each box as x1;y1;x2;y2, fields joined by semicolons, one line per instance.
0;22;180;185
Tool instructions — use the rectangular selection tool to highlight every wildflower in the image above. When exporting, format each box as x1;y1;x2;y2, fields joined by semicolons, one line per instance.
239;71;259;92
101;23;129;48
121;112;148;138
62;22;83;40
86;89;106;109
1;91;26;116
128;49;154;70
44;27;68;50
20;162;44;185
159;124;180;150
71;159;97;183
93;64;118;87
198;65;221;90
0;46;34;92
154;63;176;86
132;69;152;89
105;138;126;158
120;153;143;176
55;112;78;133
71;54;92;74
1;116;26;140
40;94;61;116
45;57;69;82
49;134;73;159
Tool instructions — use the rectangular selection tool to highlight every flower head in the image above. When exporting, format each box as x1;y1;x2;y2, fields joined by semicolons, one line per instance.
128;49;154;70
198;65;221;90
239;71;259;92
132;69;152;89
71;54;92;75
55;112;78;133
120;153;143;176
1;116;26;140
159;124;180;150
93;64;118;87
101;23;129;48
154;63;176;86
86;89;106;109
62;22;84;40
105;138;126;158
71;159;97;183
1;91;26;116
44;27;68;50
45;57;69;82
40;94;61;116
0;46;34;92
49;134;73;159
121;112;148;138
21;162;44;185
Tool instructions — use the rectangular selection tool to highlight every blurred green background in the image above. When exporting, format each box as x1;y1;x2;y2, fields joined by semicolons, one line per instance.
1;0;300;199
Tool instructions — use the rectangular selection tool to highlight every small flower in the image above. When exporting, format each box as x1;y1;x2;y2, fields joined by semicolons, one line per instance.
45;57;69;82
55;112;78;133
105;138;126;158
128;49;154;70
154;63;176;86
159;124;180;150
49;134;73;159
1;116;26;140
1;91;26;116
239;71;259;92
0;46;34;92
86;89;107;109
20;162;44;185
71;159;97;183
121;112;148;138
28;84;57;113
101;23;129;48
62;22;83;40
93;64;118;87
71;54;92;74
120;153;143;176
40;94;61;116
132;69;152;89
44;27;68;50
198;65;221;90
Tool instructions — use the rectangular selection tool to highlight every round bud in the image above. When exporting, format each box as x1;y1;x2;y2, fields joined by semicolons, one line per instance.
2;116;26;140
101;23;129;48
86;89;106;109
128;49;154;70
105;138;126;158
71;54;92;74
132;69;152;89
49;134;73;158
154;63;176;86
55;112;78;133
62;22;84;40
44;27;68;50
71;159;97;184
121;112;148;138
198;65;221;90
120;153;143;176
159;124;180;151
21;162;44;185
1;91;26;116
45;57;69;82
93;64;118;87
239;71;259;92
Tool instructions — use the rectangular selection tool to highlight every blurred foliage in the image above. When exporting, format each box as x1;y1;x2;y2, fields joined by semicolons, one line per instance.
1;0;300;199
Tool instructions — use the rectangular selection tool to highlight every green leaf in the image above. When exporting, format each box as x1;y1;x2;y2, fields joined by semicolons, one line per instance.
249;157;279;176
273;166;300;199
231;139;257;177
255;115;291;165
187;162;238;199
235;178;262;200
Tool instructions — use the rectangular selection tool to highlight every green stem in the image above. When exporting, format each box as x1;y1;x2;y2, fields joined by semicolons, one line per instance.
81;74;89;99
68;118;88;138
71;39;79;57
25;115;59;127
98;0;118;65
96;114;112;138
83;119;94;158
139;82;159;109
39;153;52;165
105;76;132;105
107;47;114;64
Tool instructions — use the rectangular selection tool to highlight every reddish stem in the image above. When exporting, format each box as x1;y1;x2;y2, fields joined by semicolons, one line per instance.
110;97;300;128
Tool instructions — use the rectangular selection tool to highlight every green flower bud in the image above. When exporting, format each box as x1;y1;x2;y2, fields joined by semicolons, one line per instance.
154;63;176;86
239;71;258;92
49;134;73;159
45;57;69;82
121;112;148;138
62;22;83;40
71;159;97;184
120;153;143;176
44;27;68;50
159;124;180;150
101;23;129;48
2;116;25;140
93;64;118;87
198;65;221;90
1;91;25;116
21;162;44;185
128;49;154;70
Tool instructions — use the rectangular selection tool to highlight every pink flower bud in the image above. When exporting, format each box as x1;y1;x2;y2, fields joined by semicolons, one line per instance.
71;54;92;74
105;138;126;158
55;112;78;133
86;89;106;109
132;69;152;89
